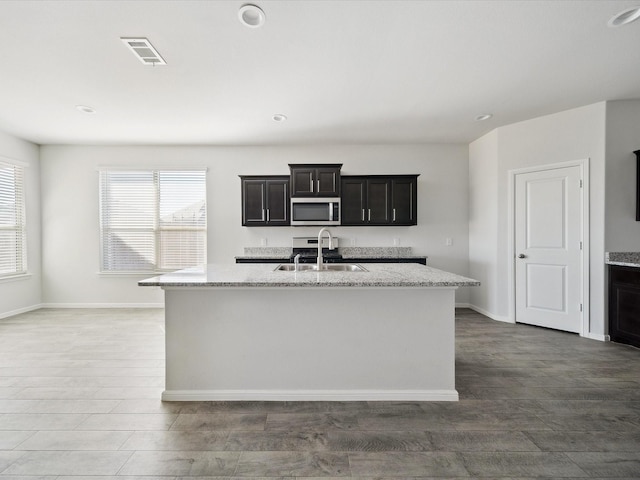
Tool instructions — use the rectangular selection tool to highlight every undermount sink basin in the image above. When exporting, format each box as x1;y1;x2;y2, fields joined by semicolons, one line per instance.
274;263;367;272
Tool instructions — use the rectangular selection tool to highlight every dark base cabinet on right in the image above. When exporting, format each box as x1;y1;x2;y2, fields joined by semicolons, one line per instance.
608;265;640;348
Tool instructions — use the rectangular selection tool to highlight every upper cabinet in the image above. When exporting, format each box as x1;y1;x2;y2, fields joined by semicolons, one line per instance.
341;175;418;226
390;176;418;225
240;176;290;226
289;164;342;197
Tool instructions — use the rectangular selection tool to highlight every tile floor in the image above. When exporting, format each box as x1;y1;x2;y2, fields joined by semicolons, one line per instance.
0;307;639;478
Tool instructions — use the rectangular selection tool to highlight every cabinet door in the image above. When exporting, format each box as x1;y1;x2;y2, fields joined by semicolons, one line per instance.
609;266;640;348
391;177;417;225
241;179;266;225
367;178;391;224
265;179;289;225
316;167;341;196
341;177;367;225
291;168;315;196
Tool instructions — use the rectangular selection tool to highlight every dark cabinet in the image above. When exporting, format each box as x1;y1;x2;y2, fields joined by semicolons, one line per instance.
609;265;640;348
341;177;368;224
391;176;418;224
236;256;427;265
289;164;342;197
240;176;290;226
341;175;418;226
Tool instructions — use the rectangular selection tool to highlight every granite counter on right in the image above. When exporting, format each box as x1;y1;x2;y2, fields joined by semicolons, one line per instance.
606;252;640;348
605;251;640;268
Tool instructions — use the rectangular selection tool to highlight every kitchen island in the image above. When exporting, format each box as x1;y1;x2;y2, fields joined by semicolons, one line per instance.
139;263;479;402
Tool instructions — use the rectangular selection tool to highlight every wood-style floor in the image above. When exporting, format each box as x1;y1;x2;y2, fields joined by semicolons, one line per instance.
0;307;639;478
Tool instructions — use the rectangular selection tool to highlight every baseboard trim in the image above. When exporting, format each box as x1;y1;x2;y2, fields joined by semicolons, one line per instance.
161;389;459;402
465;304;513;323
0;303;43;320
582;332;610;342
40;303;164;309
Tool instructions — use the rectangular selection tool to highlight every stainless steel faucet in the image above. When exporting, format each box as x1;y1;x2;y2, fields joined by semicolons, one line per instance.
293;253;301;272
317;227;334;271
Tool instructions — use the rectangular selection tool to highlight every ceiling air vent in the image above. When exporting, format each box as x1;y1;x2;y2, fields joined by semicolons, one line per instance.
121;37;166;66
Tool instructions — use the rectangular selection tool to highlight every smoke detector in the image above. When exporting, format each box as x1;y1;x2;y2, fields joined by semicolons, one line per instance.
239;4;266;28
121;38;166;65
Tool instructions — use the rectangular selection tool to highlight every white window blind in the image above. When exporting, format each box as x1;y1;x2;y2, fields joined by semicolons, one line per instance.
99;170;206;272
0;161;27;278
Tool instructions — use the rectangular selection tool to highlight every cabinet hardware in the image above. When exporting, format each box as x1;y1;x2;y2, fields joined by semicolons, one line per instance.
368;209;371;221
393;208;396;222
266;209;270;222
317;180;320;193
361;209;365;221
518;253;526;258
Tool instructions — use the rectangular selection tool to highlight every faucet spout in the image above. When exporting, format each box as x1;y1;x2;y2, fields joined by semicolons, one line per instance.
317;227;334;271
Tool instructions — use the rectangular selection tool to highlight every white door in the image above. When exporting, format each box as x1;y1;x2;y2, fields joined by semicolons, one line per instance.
515;165;583;333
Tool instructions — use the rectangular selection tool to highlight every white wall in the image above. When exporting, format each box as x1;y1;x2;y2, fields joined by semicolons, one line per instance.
468;129;501;319
468;102;608;336
605;100;640;252
0;131;41;318
40;143;470;306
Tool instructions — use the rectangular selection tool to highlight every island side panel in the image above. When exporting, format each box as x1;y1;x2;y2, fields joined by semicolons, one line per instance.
163;286;457;401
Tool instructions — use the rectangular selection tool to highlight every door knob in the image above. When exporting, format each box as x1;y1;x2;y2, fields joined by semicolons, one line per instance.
518;254;526;259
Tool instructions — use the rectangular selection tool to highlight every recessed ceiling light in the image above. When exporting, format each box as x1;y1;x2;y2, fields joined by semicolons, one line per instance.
272;114;287;122
239;4;266;28
608;6;640;27
475;114;492;122
76;105;96;114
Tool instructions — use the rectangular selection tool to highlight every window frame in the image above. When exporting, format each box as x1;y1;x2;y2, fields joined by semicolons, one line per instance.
0;157;27;280
98;168;207;274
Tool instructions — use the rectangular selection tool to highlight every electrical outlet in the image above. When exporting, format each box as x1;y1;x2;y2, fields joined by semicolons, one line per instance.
445;237;453;246
260;238;267;247
393;238;400;246
350;238;356;246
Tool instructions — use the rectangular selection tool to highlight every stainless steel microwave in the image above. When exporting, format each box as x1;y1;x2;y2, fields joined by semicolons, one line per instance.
290;197;341;226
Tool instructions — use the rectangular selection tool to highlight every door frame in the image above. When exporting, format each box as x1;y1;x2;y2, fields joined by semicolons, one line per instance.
507;159;590;336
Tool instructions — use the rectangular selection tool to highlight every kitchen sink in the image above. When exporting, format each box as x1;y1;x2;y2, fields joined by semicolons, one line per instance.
274;263;367;272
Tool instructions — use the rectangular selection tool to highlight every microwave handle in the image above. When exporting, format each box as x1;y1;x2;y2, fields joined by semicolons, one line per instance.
329;202;333;221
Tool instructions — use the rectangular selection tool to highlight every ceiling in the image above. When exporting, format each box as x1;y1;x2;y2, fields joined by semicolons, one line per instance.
1;0;640;146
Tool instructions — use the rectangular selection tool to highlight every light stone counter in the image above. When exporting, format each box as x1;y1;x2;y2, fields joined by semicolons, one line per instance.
139;262;479;288
140;263;479;403
340;246;415;258
234;246;426;262
605;252;640;268
236;247;292;260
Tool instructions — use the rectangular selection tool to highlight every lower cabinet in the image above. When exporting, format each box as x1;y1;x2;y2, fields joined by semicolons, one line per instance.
608;265;640;348
240;176;290;226
236;257;427;265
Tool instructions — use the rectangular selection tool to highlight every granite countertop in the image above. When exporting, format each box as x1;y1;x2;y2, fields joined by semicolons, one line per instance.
235;246;426;260
340;247;424;259
139;263;479;288
605;252;640;268
235;247;292;260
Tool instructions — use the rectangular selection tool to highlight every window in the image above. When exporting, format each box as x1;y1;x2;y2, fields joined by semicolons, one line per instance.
99;169;206;273
0;160;27;278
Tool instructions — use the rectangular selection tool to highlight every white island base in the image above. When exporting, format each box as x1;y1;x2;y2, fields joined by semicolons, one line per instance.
162;286;458;402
